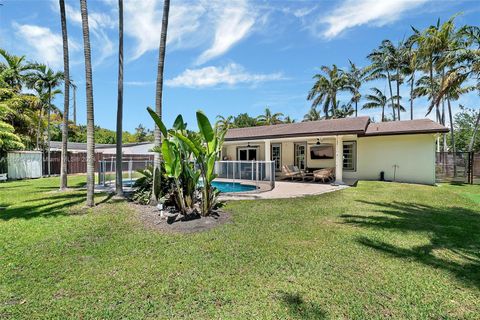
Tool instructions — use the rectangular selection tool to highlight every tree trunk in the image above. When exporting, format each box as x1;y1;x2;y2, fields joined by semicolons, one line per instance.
355;100;357;118
59;0;70;190
410;72;414;120
80;0;95;207
386;70;395;120
381;104;385;122
36;105;44;150
73;86;76;125
447;98;457;176
152;0;170;204
396;70;401;121
47;85;51;177
469;107;480;152
115;0;124;197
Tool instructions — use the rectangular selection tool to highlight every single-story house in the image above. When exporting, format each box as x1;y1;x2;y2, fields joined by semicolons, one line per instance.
222;117;448;185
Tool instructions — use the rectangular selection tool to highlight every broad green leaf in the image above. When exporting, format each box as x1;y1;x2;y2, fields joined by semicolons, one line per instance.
171;131;201;158
147;107;168;138
173;114;186;131
196;110;214;149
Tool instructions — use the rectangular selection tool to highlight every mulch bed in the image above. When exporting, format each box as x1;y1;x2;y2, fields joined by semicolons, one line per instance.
131;202;231;234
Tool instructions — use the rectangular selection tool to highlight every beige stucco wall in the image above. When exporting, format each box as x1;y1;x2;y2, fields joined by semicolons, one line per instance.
222;142;266;161
224;133;437;185
343;133;437;185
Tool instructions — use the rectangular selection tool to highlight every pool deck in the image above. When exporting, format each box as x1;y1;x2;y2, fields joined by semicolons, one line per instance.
219;180;348;200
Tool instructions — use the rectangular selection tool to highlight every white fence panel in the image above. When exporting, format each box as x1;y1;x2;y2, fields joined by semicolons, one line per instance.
7;151;43;180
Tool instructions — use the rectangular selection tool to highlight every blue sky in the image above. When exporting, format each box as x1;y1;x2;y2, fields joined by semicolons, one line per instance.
1;0;479;132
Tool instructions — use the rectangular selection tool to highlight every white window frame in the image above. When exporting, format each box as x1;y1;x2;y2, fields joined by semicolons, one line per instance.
343;141;356;172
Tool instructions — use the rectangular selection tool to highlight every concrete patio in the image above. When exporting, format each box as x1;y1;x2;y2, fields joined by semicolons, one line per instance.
219;180;349;200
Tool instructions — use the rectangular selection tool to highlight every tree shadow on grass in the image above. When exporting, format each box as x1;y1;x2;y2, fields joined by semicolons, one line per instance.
0;192;86;221
276;291;327;319
341;200;480;289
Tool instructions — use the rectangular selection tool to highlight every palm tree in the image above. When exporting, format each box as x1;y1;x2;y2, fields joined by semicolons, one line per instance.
345;60;369;117
0;49;33;92
367;40;396;120
283;116;295;123
363;88;389;121
115;0;124;197
303;106;321;122
333;102;355;119
403;37;419;120
70;80;77;125
215;115;234;131
29;64;63;177
307;65;349;118
256;107;284;125
59;0;70;190
152;0;170;204
80;0;95;207
233;113;257;128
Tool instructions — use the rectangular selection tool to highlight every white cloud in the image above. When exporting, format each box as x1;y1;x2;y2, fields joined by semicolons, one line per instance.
166;63;284;88
123;0;206;60
58;1;116;65
13;23;79;68
124;81;155;86
123;0;258;63
318;0;430;39
196;1;256;65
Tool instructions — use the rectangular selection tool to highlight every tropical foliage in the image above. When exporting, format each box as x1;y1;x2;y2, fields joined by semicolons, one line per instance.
304;15;479;153
148;108;225;216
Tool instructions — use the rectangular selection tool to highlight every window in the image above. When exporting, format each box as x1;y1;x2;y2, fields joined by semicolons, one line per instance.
238;147;257;161
271;144;281;171
294;143;307;170
343;141;356;171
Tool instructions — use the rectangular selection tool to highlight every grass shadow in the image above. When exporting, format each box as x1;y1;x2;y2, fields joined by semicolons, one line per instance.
276;291;327;319
1;192;86;221
341;200;480;289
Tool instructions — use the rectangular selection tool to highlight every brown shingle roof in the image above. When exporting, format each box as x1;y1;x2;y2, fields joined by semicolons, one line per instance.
225;116;370;141
224;117;448;141
364;119;449;136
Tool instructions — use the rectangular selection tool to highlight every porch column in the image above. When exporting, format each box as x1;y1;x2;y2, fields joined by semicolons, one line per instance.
264;140;271;179
335;135;344;185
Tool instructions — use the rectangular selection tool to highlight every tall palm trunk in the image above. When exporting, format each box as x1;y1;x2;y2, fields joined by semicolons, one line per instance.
73;86;76;125
354;100;358;118
152;0;170;203
447;98;456;176
396;77;401;121
409;72;415;120
381;104;385;122
59;0;70;190
47;85;51;177
36;105;44;150
80;0;95;207
469;108;480;152
386;70;395;120
115;0;124;197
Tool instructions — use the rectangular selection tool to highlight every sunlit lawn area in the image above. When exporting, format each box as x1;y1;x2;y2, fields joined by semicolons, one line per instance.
1;177;479;319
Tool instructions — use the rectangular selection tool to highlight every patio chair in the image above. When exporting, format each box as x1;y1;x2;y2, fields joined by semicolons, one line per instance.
313;167;335;183
281;165;302;180
0;173;6;182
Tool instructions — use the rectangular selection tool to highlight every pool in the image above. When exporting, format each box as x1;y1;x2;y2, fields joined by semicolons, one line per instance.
212;181;257;193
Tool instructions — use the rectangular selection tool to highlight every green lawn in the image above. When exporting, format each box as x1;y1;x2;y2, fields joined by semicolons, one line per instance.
1;177;479;319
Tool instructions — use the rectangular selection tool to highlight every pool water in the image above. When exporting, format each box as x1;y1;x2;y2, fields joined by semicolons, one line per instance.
212;181;256;193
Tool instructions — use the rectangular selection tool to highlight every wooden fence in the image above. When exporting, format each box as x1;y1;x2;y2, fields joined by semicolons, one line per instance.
42;151;154;176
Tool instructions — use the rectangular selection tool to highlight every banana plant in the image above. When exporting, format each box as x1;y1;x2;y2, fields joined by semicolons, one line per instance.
172;111;226;216
147;107;225;216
